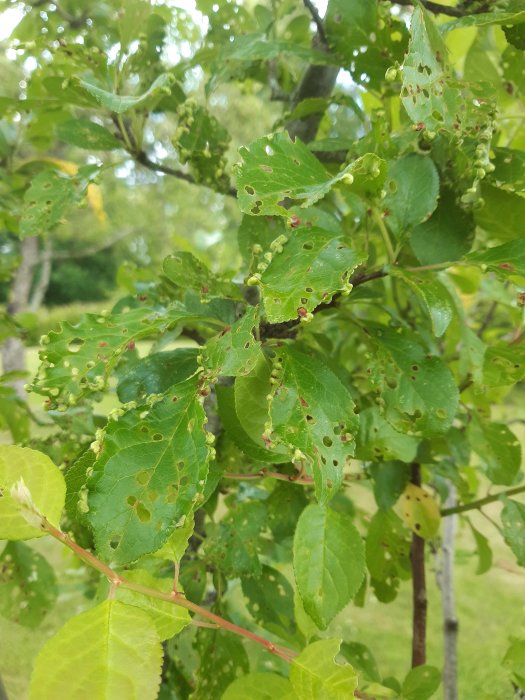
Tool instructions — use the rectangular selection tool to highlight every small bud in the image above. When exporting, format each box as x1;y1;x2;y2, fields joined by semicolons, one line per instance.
385;66;398;82
10;478;44;530
341;172;354;185
246;274;261;286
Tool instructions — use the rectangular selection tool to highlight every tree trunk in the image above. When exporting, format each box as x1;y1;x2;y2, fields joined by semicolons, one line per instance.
29;238;52;311
1;235;39;397
410;463;427;667
438;482;459;700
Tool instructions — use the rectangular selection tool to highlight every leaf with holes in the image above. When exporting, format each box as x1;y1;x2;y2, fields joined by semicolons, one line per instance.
31;304;195;405
20;169;85;238
483;344;525;387
242;565;297;642
502;499;525;567
490;147;525;194
356;408;419;464
75;73;174;114
191;629;249;700
467;416;521;486
88;377;210;564
113;569;190;641
294;505;365;629
392;269;455;337
259;227;365;323
383;155;439;236
0;446;65;540
290;638;358;699
366;510;411;603
340;641;381;684
369;325;459;437
163;252;241;299
205;501;266;578
203;305;262;377
0;542;57;628
29;600;162;700
236;131;384;215
401;6;493;133
396;483;440;539
270;347;359;503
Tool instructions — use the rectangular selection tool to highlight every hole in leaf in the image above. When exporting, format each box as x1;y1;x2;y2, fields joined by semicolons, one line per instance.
67;338;84;353
245;185;255;195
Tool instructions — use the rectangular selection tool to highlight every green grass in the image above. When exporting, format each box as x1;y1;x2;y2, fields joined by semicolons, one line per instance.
1;348;524;699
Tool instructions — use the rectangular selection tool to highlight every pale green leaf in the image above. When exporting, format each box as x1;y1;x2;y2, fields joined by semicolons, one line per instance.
151;513;195;562
467;519;493;575
396;483;441;538
114;569;190;641
402;665;441;700
56;119;121;150
356;408;419;463
29;600;163;700
259;227;365;323
467;417;521;485
88;377;210;564
0;542;57;627
163;252;241;299
222;673;294;700
20;169;83;238
483;344;525;387
290;638;358;699
271;347;359;503
0;445;65;540
502;499;525;566
294;505;365;629
76;73;174;114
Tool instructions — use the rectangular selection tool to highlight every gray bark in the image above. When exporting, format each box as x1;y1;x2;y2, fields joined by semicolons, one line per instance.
29;238;53;311
1;235;39;397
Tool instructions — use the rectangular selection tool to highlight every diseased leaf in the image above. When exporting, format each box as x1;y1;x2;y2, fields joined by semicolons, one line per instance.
466;240;525;278
383;155;439;236
356;408;419;463
270;347;359;503
117;348;199;402
56;119;121;150
0;542;57;628
163;252;241;299
502;499;525;566
396;483;441;539
259;227;365;323
236;132;385;215
294;504;365;629
290;638;358;699
366;510;411;602
191;629;249;700
88;378;210;564
29;600;163;700
0;445;65;540
467;417;521;485
242;565;297;641
203;305;262;377
20;169;84;238
483;344;525;387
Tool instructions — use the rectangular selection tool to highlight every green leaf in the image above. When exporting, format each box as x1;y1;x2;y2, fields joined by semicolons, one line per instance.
64;448;94;522
203;305;262;377
402;665;441;700
266;481;309;541
290;638;358;699
502;499;525;566
236;132;384;215
467;519;493;575
294;504;365;629
383;155;439;235
0;445;65;540
31;304;195;405
491;147;525;193
392;270;455;337
270;347;359;503
151;513;194;562
356;408;419;463
366;510;411;600
483;344;525;387
217;383;288;463
504;637;525;691
259;227;365;323
223;673;294;700
191;629;249;700
466;240;525;279
56;119;121;150
75;73;174;114
0;542;57;628
401;6;493;133
442;8;525;32
467;417;521;485
88;378;210;564
20;169;84;238
29;600;163;700
475;185;525;241
397;483;441;538
411;189;474;265
242;565;297;641
370;462;411;510
370;326;459;436
117;348;199;402
163;252;241;299
205;501;266;578
340;641;381;683
114;569;190;641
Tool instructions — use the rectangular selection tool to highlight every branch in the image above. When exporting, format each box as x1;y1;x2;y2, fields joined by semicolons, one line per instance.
303;0;328;46
222;469;368;485
410;463;427;667
441;484;525;517
41;518;297;663
135;151;237;198
393;0;465;17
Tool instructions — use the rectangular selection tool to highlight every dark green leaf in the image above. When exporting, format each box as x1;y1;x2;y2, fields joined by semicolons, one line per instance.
117;348;199;402
483;344;525;387
56;119;121;150
392;270;455;337
466;240;525;278
242;565;297;641
467;519;493;575
163;252;241;299
475;185;525;241
371;462;411;510
402;665;441;700
203;305;262;377
366;510;411;602
266;481;309;541
191;629;250;700
294;504;365;629
467;417;521;485
340;641;381;683
383;155;439;235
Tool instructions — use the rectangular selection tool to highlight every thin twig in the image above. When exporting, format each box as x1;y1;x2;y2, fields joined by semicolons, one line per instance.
222;469;368;485
303;0;328;46
393;0;466;17
441;484;525;517
476;299;498;338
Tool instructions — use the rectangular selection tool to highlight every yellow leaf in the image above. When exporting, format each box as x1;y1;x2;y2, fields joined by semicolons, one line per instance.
396;483;440;538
